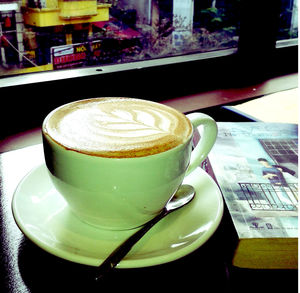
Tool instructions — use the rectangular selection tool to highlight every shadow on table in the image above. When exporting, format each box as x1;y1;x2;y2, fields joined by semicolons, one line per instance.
17;231;229;293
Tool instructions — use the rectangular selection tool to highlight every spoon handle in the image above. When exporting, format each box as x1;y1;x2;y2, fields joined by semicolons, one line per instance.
95;208;168;281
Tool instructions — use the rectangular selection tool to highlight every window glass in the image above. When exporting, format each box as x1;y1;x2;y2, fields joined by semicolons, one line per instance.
0;0;240;76
278;0;298;40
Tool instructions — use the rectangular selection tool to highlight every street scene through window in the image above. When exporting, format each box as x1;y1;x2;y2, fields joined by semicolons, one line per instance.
0;0;297;76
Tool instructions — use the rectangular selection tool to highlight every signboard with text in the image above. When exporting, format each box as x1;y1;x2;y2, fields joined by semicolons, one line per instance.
51;41;101;70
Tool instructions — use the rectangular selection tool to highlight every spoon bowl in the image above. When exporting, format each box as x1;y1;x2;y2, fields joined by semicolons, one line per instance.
166;184;195;211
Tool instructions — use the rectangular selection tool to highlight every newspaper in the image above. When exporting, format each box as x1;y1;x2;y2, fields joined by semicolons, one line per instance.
208;122;298;239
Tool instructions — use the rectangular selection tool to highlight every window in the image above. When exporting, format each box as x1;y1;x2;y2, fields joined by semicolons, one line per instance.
278;0;298;41
0;0;241;75
0;0;297;87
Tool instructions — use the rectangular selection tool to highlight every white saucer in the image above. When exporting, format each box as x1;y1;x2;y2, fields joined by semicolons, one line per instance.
12;164;223;268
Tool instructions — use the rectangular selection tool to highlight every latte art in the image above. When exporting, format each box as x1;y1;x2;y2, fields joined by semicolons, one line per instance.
43;98;193;158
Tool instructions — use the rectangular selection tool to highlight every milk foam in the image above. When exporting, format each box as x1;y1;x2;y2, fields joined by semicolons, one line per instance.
43;98;192;158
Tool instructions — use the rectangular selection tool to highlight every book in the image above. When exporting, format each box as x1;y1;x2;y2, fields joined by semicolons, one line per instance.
206;122;298;269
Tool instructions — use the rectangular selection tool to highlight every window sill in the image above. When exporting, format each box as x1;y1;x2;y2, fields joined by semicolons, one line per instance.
161;73;298;113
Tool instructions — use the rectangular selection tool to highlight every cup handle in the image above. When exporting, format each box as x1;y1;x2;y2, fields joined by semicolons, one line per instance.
185;113;218;176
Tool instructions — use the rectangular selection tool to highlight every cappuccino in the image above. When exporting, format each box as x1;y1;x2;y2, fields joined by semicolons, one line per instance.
43;98;193;158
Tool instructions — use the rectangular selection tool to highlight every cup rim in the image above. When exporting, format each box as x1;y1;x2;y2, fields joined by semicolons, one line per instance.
43;130;193;161
42;98;194;160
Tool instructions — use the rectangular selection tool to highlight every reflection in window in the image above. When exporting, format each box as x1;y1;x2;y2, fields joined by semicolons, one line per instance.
278;0;298;40
0;1;239;75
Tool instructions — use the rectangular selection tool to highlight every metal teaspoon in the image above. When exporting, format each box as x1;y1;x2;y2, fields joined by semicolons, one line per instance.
95;184;195;281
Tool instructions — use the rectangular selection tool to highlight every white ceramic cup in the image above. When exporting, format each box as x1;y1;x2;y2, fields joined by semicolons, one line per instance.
42;98;217;230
